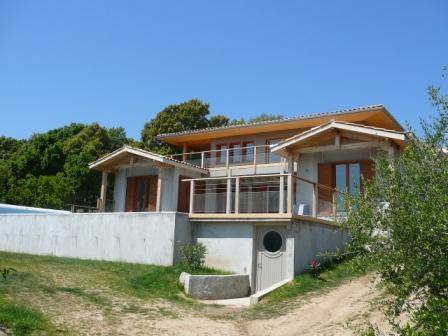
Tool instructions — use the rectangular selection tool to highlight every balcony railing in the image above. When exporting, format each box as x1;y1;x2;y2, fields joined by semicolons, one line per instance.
168;144;284;169
183;173;345;222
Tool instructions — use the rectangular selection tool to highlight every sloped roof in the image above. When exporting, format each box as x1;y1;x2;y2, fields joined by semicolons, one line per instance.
88;145;207;173
271;121;408;155
156;105;404;147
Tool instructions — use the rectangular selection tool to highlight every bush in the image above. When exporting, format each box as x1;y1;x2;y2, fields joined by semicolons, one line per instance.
343;82;448;335
181;243;207;272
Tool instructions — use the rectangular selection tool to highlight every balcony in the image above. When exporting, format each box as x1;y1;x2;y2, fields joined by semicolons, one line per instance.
168;144;285;170
183;173;343;223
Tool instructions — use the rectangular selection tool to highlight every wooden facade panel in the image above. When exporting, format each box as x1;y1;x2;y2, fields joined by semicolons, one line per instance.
125;175;158;212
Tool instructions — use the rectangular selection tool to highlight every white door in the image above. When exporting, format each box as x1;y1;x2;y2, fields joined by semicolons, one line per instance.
256;226;286;292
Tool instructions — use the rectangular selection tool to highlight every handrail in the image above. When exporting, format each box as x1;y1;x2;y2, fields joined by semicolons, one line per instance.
168;144;272;158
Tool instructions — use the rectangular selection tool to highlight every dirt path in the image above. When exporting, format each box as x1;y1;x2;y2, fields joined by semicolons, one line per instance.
146;275;389;336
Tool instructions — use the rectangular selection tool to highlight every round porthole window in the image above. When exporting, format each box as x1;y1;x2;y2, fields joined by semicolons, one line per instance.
263;231;283;253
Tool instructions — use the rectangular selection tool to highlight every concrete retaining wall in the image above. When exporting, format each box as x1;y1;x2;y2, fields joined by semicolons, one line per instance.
293;219;348;273
180;272;250;300
0;212;190;265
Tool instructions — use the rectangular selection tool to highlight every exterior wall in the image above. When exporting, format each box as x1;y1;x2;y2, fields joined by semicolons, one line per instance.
113;165;202;212
192;221;255;278
292;219;348;274
0;212;190;266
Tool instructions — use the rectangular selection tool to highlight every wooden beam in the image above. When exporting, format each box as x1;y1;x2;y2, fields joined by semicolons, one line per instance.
235;177;240;214
156;167;164;211
99;171;108;212
286;173;293;214
226;178;232;214
298;141;383;154
182;143;188;161
189;180;195;214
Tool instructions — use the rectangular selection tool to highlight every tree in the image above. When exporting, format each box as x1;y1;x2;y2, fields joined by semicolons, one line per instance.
141;99;211;154
344;81;448;335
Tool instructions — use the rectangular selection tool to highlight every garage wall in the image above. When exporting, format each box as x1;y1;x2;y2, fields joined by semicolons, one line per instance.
0;212;190;266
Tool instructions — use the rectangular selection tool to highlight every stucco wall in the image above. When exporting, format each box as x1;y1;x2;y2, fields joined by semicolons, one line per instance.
0;212;190;266
292;219;348;274
192;221;254;278
113;165;202;212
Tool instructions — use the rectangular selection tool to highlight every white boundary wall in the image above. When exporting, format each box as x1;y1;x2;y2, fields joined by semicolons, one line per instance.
0;212;190;265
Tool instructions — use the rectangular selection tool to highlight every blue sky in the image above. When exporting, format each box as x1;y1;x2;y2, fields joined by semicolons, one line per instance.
0;1;447;140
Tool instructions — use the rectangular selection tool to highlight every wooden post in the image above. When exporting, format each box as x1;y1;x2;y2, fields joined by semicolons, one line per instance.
156;166;164;212
287;174;293;214
99;171;108;212
332;190;336;220
253;146;257;174
335;133;341;148
201;151;205;168
189;180;195;214
279;175;285;213
182;143;188;162
312;183;318;217
226;177;232;214
235;177;240;214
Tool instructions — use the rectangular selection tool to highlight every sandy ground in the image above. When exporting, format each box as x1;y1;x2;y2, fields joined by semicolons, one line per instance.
69;275;390;336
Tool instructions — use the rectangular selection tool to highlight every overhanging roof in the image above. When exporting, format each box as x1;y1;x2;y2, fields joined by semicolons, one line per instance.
271;121;408;156
88;145;207;173
157;105;404;147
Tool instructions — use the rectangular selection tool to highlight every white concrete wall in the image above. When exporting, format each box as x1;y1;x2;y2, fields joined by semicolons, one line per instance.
0;212;190;266
292;220;348;274
192;222;254;277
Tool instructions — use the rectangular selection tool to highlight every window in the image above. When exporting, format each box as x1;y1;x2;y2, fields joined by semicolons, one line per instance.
242;141;254;163
263;231;283;252
335;163;361;212
216;144;228;165
266;139;281;163
229;143;241;163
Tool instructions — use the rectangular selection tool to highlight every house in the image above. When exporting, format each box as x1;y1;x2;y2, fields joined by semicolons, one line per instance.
88;104;407;292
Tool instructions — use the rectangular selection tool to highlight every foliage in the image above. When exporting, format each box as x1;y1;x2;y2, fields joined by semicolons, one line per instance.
181;243;207;272
0;267;16;280
0;299;53;336
0;123;132;209
141;99;211;154
343;82;448;335
307;259;321;278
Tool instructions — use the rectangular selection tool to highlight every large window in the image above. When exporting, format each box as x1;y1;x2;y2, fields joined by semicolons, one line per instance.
266;139;281;163
335;163;361;212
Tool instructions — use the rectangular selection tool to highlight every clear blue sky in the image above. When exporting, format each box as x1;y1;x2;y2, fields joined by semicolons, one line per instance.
0;1;447;140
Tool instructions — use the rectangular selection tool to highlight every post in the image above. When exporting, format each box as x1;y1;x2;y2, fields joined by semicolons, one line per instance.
156;166;164;212
332;190;336;220
189;180;195;214
182;143;188;161
226;177;232;214
201;151;205;168
253;146;257;174
235;177;240;214
99;171;108;212
279;175;285;213
287;174;293;214
226;148;230;171
312;183;318;217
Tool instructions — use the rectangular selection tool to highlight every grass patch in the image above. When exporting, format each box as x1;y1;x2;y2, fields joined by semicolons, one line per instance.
246;255;371;319
0;299;55;335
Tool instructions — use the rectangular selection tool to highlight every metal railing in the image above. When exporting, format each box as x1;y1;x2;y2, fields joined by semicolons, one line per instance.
169;144;284;169
184;173;344;222
68;199;115;213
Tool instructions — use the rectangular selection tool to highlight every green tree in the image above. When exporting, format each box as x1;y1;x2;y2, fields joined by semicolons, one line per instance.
344;83;448;335
141;99;211;154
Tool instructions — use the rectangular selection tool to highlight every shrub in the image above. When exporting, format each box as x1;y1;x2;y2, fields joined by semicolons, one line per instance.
181;243;207;272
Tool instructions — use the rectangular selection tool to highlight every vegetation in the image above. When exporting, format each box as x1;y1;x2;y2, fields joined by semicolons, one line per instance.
344;79;448;335
182;243;207;272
